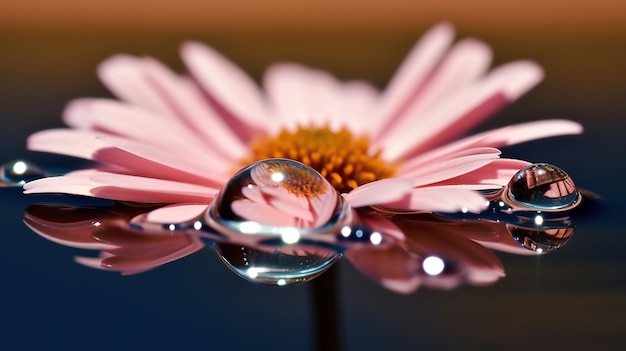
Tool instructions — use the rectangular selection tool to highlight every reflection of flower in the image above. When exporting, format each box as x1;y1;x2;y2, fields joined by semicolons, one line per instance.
24;23;582;223
24;204;203;275
233;183;332;228
346;213;506;293
230;161;338;228
24;204;560;292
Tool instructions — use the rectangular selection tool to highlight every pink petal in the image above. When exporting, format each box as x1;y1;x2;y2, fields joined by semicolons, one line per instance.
146;204;210;224
335;81;380;135
28;129;228;187
371;22;455;138
379;61;544;161
101;57;247;159
263;63;378;134
470;119;584;147
383;186;489;213
28;129;108;160
90;173;218;201
180;42;270;140
23;174;109;198
24;172;218;203
264;63;339;130
374;38;491;141
437;158;530;187
402;149;501;186
98;55;173;113
402;119;583;170
400;146;498;174
96;134;229;185
63;98;217;159
344;178;415;208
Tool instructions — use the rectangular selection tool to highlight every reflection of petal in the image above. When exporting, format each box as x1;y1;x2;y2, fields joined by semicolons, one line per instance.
394;216;505;286
98;227;204;275
146;204;209;224
232;199;302;227
308;186;340;229
346;245;421;294
345;214;507;292
234;183;334;229
345;213;415;293
23;204;204;275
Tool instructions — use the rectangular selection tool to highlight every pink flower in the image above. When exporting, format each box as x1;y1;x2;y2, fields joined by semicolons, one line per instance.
24;23;582;227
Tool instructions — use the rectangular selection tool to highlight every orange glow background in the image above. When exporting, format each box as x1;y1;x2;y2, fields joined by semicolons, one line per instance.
2;0;626;32
1;1;625;156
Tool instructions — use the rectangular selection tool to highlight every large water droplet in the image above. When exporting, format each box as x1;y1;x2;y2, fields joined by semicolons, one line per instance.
208;158;351;241
215;243;340;285
205;159;351;285
0;160;48;186
503;163;581;211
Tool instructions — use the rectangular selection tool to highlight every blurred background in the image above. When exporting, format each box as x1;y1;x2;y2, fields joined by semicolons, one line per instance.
1;1;625;350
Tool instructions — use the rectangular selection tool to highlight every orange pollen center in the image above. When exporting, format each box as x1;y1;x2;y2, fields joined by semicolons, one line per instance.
240;126;397;194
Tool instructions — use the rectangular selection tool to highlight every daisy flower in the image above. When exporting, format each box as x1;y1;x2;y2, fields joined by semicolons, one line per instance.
24;23;582;226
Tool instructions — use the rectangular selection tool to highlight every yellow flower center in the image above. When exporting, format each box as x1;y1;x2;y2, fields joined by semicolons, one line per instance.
241;126;397;194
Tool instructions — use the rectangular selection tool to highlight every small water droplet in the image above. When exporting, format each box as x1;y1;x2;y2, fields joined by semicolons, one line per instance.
503;163;581;211
0;160;48;186
208;158;350;240
508;224;574;253
215;243;340;285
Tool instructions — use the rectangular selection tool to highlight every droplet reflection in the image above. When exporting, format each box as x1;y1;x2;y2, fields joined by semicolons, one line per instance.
215;243;340;285
0;160;47;186
208;158;351;239
503;163;581;211
508;225;574;253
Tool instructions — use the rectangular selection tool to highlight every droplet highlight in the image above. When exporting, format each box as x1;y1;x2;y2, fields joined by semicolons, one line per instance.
216;243;340;285
503;163;581;211
0;160;48;186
